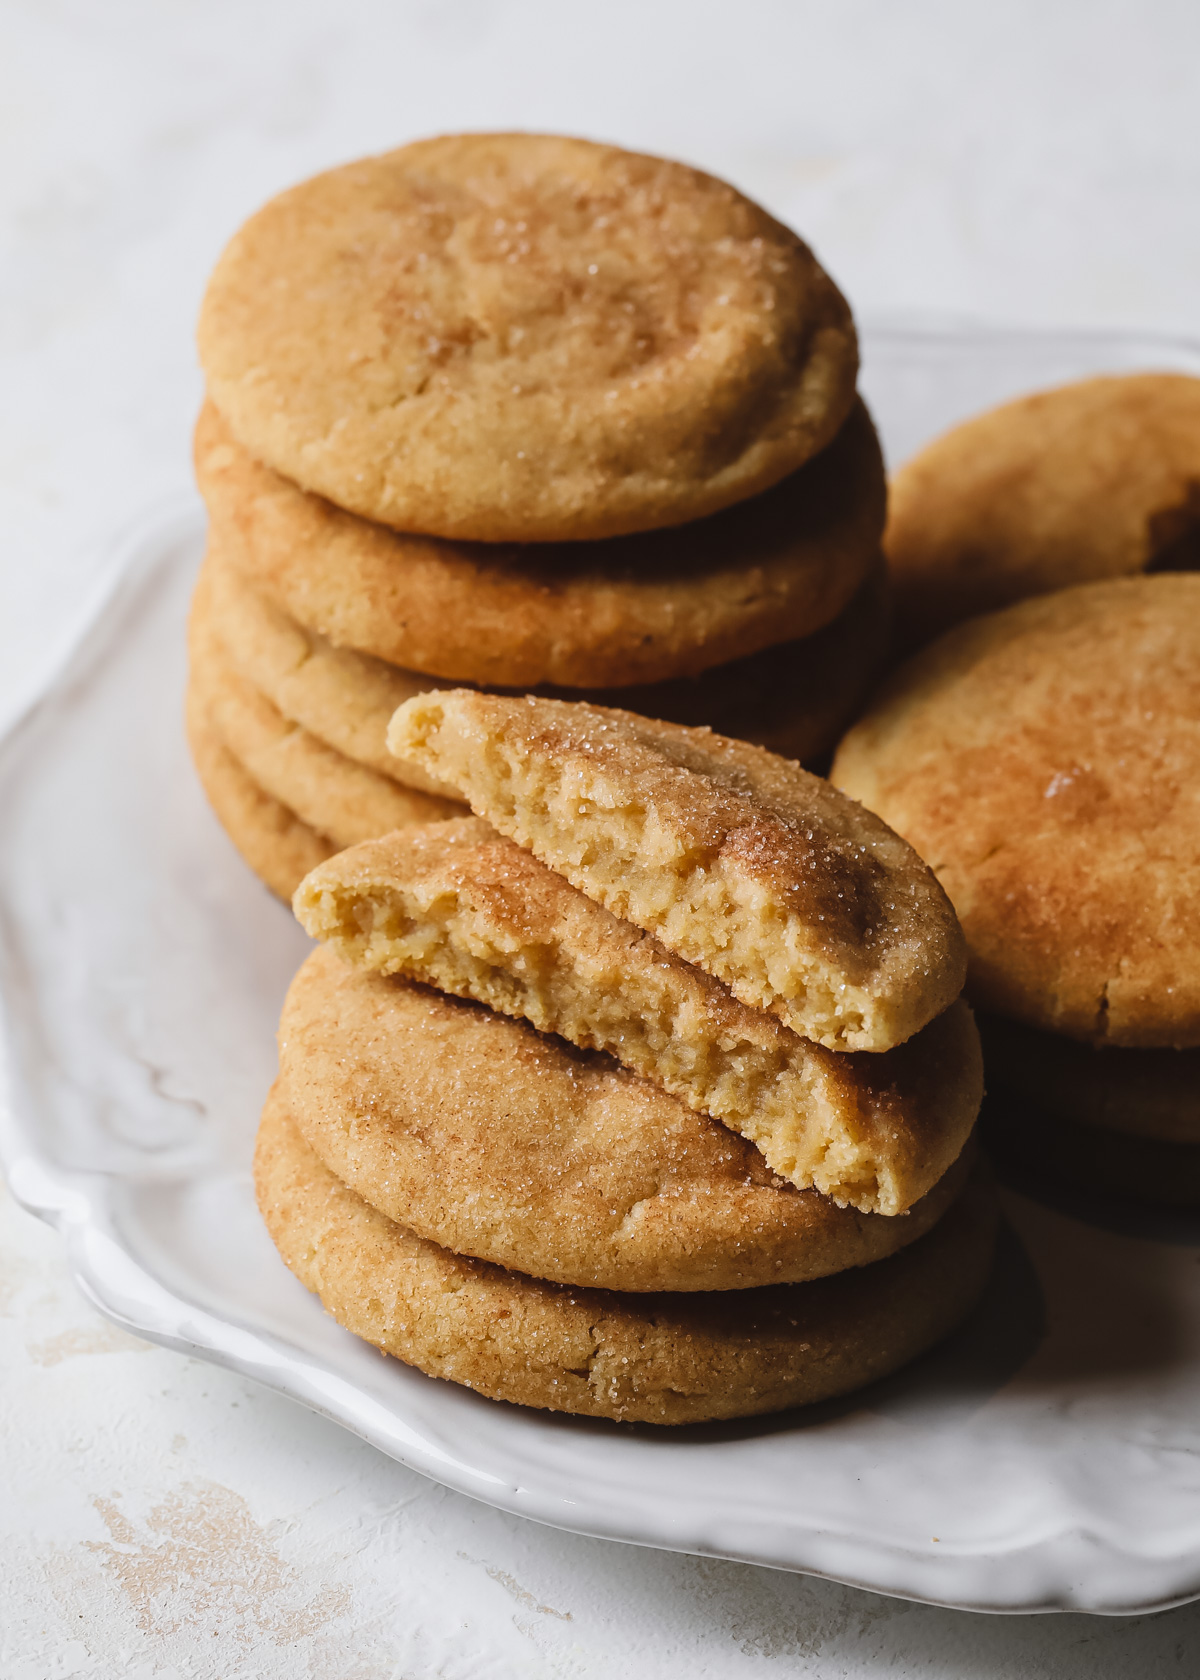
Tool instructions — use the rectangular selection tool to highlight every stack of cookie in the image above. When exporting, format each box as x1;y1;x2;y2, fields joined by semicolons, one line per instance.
187;133;890;901
833;574;1200;1206
256;696;996;1424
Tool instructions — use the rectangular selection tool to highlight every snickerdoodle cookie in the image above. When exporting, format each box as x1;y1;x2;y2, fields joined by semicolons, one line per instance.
278;944;974;1289
606;559;889;768
195;397;884;688
886;373;1200;648
388;694;967;1052
978;1015;1200;1145
188;602;465;848
294;820;981;1215
257;1089;998;1423
198;134;858;543
200;539;887;778
185;696;334;899
832;575;1200;1047
193;552;456;795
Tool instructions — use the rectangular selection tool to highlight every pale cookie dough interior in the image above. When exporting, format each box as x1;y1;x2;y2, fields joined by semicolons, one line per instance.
388;693;967;1052
295;820;981;1215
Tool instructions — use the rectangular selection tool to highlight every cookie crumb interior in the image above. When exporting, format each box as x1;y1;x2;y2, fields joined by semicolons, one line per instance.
387;691;967;1055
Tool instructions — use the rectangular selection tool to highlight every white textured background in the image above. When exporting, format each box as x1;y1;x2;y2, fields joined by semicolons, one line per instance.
3;2;1200;1673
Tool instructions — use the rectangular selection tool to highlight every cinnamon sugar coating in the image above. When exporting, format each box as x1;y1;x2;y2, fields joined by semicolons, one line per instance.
833;576;1200;1046
886;373;1200;649
198;134;858;543
194;397;883;689
277;944;974;1289
188;592;465;850
185;695;334;900
198;537;888;779
256;1089;998;1424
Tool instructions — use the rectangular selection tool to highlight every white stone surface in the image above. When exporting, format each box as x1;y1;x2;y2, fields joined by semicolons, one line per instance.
3;1;1200;1672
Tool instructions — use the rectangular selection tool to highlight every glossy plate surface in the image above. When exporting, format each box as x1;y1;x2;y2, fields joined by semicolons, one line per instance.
3;325;1200;1615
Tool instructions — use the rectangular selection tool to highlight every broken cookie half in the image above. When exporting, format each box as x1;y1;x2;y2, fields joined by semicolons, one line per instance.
294;818;981;1217
387;691;967;1053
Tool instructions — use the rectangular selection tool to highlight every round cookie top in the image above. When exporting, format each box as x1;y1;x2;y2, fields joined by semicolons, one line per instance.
197;133;858;542
832;575;1200;1048
886;373;1200;650
194;396;883;686
278;945;971;1292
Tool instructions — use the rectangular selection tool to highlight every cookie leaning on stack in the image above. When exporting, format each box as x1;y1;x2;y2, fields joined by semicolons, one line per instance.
257;699;997;1424
189;133;890;897
832;574;1200;1205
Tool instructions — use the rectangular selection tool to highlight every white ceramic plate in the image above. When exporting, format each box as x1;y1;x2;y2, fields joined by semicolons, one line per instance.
4;325;1200;1617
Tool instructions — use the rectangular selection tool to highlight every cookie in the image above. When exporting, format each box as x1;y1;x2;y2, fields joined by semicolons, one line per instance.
978;1015;1200;1145
195;397;884;688
387;693;967;1052
886;373;1200;649
294;820;981;1215
257;1089;998;1423
602;558;889;768
194;552;456;795
201;539;887;779
279;944;974;1290
832;575;1200;1047
198;133;858;543
185;693;334;899
188;604;466;848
